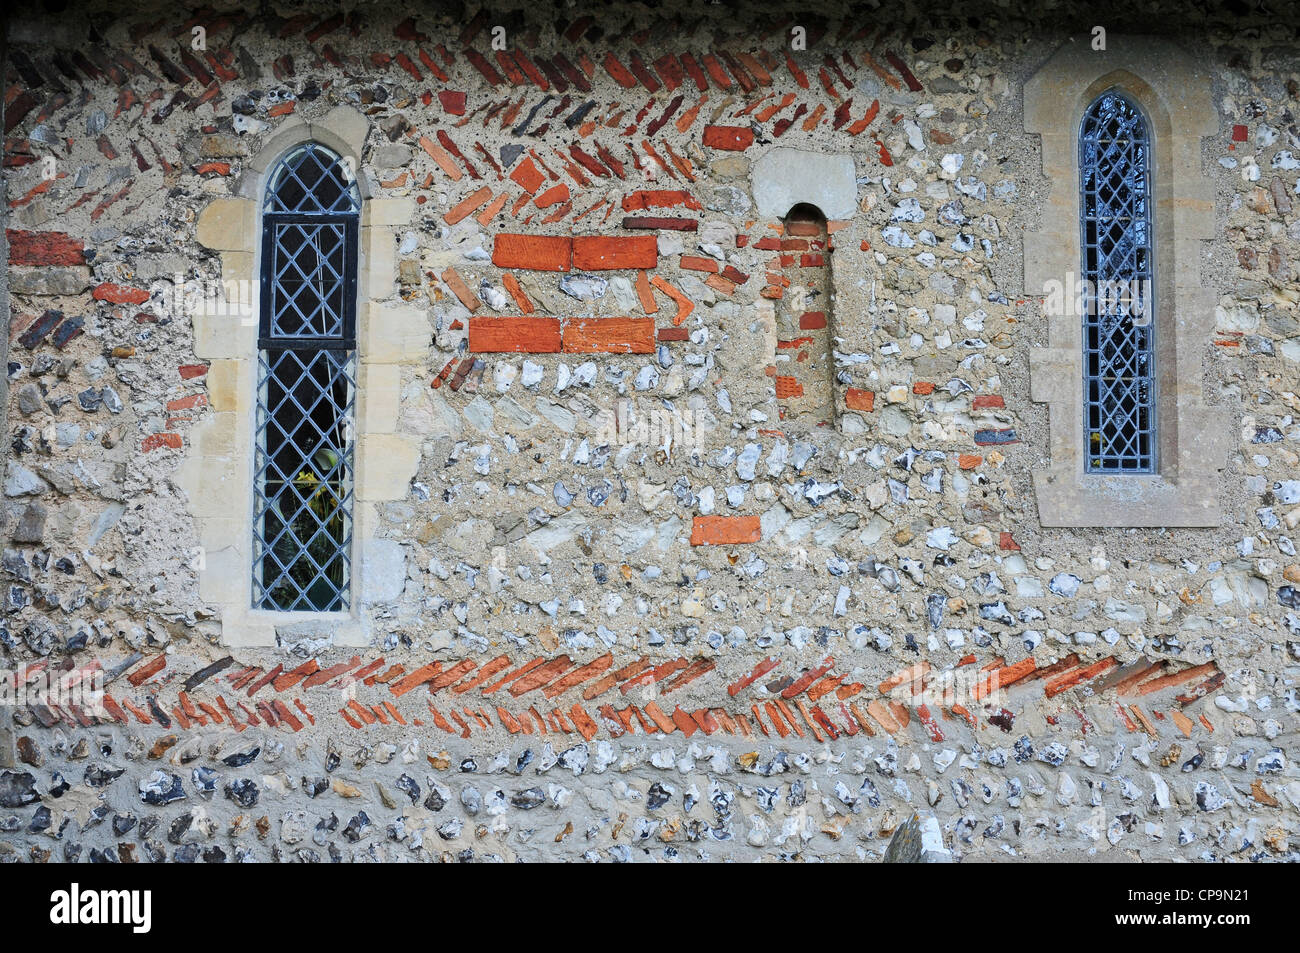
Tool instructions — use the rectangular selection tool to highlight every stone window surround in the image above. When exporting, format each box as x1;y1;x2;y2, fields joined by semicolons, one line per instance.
185;105;427;647
1023;37;1230;527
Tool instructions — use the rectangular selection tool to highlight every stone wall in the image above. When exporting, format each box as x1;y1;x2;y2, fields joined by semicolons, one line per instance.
2;0;1298;862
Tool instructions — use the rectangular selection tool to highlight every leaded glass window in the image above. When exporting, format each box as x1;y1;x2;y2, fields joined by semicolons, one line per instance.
254;143;359;611
1080;90;1156;473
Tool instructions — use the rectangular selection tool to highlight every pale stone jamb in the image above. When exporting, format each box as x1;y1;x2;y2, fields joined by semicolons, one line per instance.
1023;36;1230;527
751;147;858;221
184;104;426;647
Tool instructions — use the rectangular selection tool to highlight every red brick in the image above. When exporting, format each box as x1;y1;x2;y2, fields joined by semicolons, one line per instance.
142;433;182;452
468;317;562;353
492;234;572;271
690;515;761;546
913;381;936;395
781;656;835;699
572;235;658;270
1232;124;1248;142
501;274;534;313
650;275;695;325
7;229;85;266
621;190;702;212
845;388;875;412
570;704;599;741
671;706;698;737
622;213;699;232
999;531;1020;551
438;90;466;115
728;657;780;697
562;317;655;354
509;656;574;696
127;654;166;686
972;394;1005;409
602;52;638;88
92;283;149;304
702;125;755;150
178;364;208;380
799;311;827;330
680;255;719;273
166;394;208;412
543;653;613;699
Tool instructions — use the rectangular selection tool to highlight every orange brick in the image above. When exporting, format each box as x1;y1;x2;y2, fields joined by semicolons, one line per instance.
1134;661;1219;696
389;662;442;697
774;376;804;399
958;454;983;469
492;233;572;271
572;234;658;270
509;157;546;194
501;273;534;312
166;393;206;413
508;656;574;696
561;316;655;353
622;189;703;212
866;699;901;734
845;388;874;412
679;255;719;273
543;652;613;698
444;186;493;224
142;433;182;452
671;706;698;737
635;270;658;313
534;183;571;208
702;124;755;150
690;515;761;546
468;317;562;353
643;700;677;733
440;268;481;311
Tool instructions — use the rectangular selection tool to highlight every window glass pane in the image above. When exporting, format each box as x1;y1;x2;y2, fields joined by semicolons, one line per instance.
268;221;350;339
253;348;356;611
1080;91;1156;473
264;143;360;214
255;141;358;611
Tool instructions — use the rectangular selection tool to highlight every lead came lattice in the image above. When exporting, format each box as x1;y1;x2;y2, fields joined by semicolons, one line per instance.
254;143;360;611
1079;91;1156;473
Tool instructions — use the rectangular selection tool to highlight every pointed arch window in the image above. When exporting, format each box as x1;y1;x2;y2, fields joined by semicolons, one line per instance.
1079;90;1155;473
254;142;360;611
